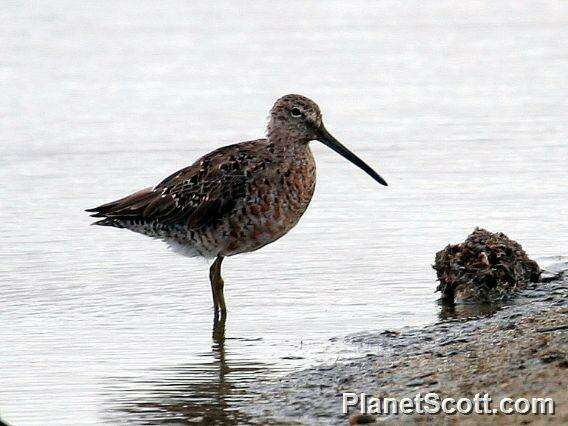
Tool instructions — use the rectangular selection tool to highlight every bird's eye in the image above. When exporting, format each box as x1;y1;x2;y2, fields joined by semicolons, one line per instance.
290;107;302;118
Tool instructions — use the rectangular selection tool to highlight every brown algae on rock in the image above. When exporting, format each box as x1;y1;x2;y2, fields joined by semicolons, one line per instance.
434;228;541;303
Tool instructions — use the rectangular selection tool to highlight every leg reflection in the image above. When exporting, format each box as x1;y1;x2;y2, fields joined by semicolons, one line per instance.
211;313;230;414
106;312;269;424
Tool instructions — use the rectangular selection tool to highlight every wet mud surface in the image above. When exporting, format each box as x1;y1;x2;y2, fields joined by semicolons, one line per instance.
246;263;568;425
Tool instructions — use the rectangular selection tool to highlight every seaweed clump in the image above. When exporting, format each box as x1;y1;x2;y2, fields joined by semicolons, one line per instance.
434;228;541;303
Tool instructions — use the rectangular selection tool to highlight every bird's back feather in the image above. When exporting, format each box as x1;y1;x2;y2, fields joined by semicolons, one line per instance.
86;140;265;231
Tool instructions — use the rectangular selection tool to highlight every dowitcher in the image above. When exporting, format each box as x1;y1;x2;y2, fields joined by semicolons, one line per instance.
87;94;387;319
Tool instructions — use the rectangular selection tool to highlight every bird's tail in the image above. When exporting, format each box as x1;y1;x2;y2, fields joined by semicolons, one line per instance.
86;186;155;227
90;217;125;228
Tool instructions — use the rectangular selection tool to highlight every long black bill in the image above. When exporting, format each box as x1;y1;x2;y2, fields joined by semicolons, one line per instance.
317;125;388;186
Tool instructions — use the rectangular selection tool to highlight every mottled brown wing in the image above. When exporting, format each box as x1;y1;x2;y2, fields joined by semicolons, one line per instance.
86;142;254;229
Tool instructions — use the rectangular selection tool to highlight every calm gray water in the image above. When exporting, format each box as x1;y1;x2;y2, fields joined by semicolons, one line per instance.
1;1;567;424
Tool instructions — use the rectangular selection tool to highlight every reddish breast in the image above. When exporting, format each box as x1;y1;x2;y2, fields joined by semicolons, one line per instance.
221;143;316;256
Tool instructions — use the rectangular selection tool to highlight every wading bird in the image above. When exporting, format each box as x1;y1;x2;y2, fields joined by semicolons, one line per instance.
87;95;387;320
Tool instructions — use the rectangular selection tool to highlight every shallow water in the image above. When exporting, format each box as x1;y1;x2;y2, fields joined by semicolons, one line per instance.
1;1;567;424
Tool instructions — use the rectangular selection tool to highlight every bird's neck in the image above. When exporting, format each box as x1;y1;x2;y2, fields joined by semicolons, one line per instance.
266;135;311;158
266;123;311;146
268;138;312;166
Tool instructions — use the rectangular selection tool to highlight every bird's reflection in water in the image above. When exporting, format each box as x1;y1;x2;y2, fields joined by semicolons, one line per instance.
108;317;273;425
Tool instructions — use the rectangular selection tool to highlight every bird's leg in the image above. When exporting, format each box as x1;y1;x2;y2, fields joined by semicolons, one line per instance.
215;256;226;314
209;255;226;319
210;282;219;317
209;259;220;315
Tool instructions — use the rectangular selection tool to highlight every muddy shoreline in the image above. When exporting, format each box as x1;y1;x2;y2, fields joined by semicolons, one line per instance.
246;263;568;425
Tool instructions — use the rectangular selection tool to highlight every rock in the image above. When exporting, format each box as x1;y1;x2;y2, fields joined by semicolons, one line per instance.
433;228;541;303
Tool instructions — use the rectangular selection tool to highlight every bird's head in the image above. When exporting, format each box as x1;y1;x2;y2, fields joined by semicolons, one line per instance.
267;94;387;186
